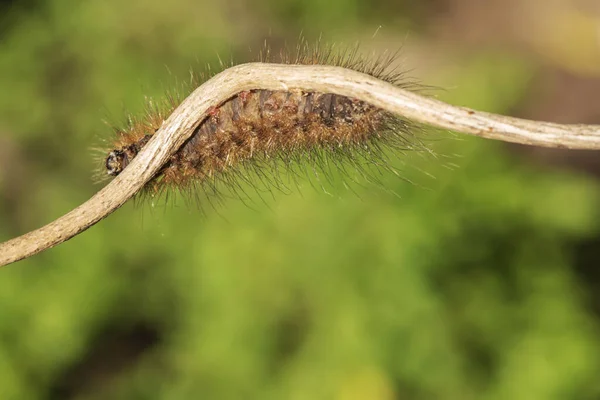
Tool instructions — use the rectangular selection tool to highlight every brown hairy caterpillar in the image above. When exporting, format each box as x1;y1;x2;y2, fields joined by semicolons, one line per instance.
98;42;433;206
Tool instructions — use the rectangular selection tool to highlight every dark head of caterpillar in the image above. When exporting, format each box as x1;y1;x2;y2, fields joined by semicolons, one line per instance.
105;150;126;176
100;41;434;205
104;134;152;176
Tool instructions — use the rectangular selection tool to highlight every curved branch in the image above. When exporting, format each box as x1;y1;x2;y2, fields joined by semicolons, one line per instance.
1;63;599;267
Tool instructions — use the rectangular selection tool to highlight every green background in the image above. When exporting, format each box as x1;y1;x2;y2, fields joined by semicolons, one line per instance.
1;0;600;399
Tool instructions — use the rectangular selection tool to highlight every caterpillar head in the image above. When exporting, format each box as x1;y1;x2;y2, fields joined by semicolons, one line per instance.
105;149;129;176
105;135;153;176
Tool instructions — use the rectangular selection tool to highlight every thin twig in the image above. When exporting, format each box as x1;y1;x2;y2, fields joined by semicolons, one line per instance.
1;63;599;267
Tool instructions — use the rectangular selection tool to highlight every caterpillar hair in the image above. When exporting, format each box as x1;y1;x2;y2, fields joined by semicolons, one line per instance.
95;40;434;207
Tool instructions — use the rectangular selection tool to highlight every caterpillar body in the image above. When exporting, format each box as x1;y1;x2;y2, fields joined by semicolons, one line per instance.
101;44;430;203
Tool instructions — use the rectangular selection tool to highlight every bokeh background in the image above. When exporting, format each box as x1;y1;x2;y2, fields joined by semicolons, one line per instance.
1;0;600;399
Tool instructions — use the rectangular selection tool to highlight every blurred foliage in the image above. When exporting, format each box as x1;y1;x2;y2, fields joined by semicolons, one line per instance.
1;0;600;399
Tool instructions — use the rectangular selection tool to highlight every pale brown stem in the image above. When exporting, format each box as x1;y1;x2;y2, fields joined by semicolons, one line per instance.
1;63;599;267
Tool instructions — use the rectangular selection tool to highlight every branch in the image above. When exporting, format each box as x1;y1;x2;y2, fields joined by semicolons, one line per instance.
1;63;599;267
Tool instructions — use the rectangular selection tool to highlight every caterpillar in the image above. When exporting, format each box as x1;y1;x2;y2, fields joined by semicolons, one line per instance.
99;42;433;205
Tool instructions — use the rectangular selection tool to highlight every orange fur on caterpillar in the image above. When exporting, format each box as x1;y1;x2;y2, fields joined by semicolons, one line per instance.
99;41;433;204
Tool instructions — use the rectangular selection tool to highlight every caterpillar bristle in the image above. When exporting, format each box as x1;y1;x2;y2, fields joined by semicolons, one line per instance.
97;39;437;210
